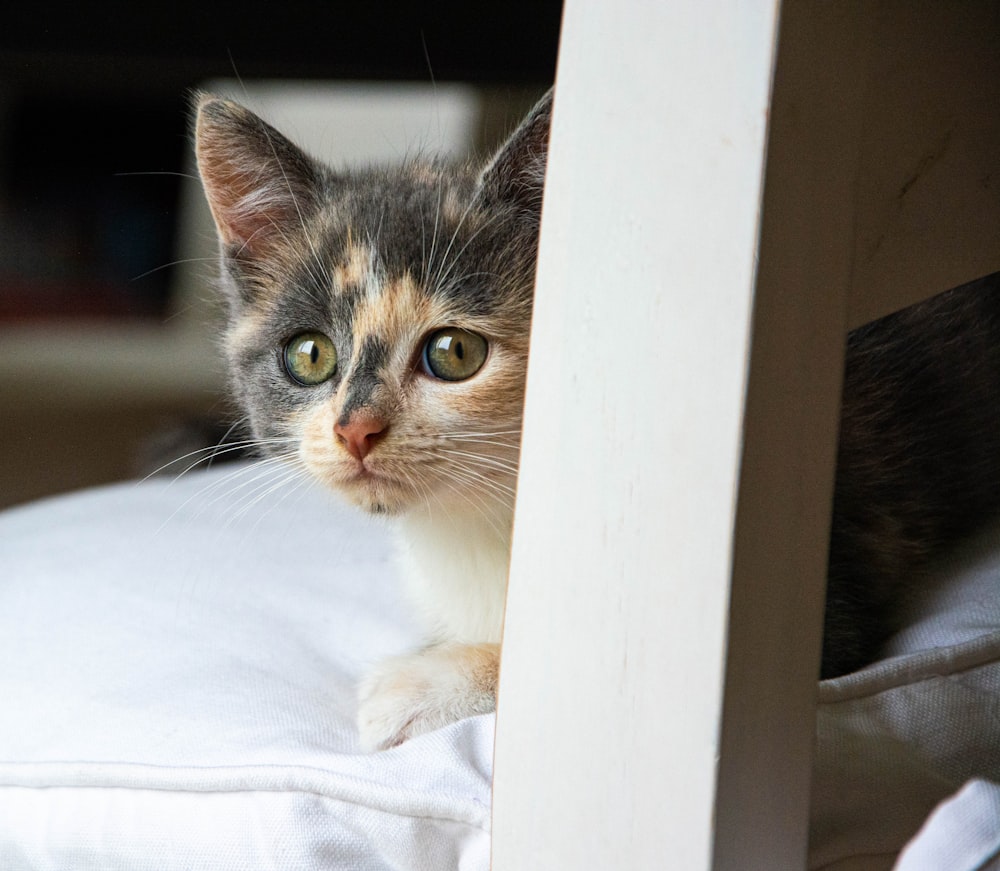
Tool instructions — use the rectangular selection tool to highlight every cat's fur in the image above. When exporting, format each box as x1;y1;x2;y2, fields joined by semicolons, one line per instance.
195;89;1000;749
195;92;547;749
828;277;1000;673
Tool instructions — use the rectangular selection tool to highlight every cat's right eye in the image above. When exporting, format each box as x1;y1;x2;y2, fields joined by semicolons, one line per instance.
282;332;338;386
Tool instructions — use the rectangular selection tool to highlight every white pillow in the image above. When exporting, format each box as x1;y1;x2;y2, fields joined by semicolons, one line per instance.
0;463;491;870
809;524;1000;870
1;462;998;869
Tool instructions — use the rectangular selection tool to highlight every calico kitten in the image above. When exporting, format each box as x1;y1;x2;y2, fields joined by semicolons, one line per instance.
195;88;1000;749
827;275;1000;676
195;91;549;750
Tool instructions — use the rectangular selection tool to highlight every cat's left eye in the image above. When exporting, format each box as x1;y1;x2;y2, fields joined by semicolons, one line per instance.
282;332;338;386
422;328;488;381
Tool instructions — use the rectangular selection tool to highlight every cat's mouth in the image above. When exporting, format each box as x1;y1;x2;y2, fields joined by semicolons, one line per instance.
298;434;419;515
333;460;415;515
347;458;394;485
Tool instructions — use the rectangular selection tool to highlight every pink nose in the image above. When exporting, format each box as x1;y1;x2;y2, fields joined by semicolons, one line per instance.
334;412;387;461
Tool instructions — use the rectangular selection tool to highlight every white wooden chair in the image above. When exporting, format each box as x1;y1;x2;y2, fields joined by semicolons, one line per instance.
2;3;999;868
494;1;1000;867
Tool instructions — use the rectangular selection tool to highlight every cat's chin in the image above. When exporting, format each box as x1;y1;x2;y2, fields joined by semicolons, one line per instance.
327;473;417;517
352;493;408;517
299;454;415;516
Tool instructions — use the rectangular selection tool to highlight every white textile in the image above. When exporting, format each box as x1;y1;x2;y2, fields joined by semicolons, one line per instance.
810;522;1000;870
0;462;998;869
0;466;490;870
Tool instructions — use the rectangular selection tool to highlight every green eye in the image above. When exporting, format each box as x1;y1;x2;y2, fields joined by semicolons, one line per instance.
282;332;338;385
422;328;488;381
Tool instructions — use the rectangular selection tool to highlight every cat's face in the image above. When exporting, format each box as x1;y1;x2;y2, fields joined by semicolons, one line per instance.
195;93;551;517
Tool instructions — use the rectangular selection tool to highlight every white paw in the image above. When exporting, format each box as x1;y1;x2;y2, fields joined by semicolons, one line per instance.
357;642;499;752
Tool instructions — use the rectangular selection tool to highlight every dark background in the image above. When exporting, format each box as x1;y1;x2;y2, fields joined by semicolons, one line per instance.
0;1;563;321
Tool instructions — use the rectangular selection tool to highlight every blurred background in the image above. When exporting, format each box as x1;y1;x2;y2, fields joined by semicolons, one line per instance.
0;1;561;509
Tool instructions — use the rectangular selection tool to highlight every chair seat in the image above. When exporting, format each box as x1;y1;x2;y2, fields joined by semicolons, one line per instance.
0;462;997;869
0;464;491;870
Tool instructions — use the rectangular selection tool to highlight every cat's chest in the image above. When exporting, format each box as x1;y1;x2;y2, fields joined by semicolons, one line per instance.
395;505;513;644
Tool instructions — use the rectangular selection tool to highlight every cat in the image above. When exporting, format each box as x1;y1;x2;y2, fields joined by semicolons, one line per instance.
194;88;1000;749
194;90;548;750
827;275;1000;674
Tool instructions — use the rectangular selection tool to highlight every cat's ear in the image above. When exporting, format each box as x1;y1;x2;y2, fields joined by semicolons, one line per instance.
479;88;553;218
194;95;322;259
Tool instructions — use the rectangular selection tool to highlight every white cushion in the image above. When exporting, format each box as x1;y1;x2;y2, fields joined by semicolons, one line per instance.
0;464;491;870
893;779;1000;871
1;462;998;869
810;524;1000;870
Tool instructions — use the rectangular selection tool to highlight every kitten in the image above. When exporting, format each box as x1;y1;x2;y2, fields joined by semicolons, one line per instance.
194;89;1000;749
827;275;1000;676
194;90;548;750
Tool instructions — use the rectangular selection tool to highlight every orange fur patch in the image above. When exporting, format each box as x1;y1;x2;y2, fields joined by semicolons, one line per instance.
334;236;372;290
350;274;440;368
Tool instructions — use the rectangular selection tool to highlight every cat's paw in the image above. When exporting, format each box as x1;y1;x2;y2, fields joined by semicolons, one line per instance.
357;642;499;752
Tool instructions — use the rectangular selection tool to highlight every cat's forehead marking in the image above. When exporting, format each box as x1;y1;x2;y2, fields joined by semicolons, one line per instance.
333;233;374;292
350;272;442;347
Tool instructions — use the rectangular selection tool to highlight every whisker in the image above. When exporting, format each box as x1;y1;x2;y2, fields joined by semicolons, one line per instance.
426;182;483;292
422;172;448;295
114;170;201;181
434;469;512;541
255;118;324;271
202;452;300;513
180;453;298;522
245;463;322;534
429;203;504;295
439;458;518;502
225;462;309;527
154;454;291;534
419;201;429;288
445;436;521;451
446;462;518;499
130;257;220;282
440;428;522;440
436;448;521;475
144;435;297;482
435;270;500;294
